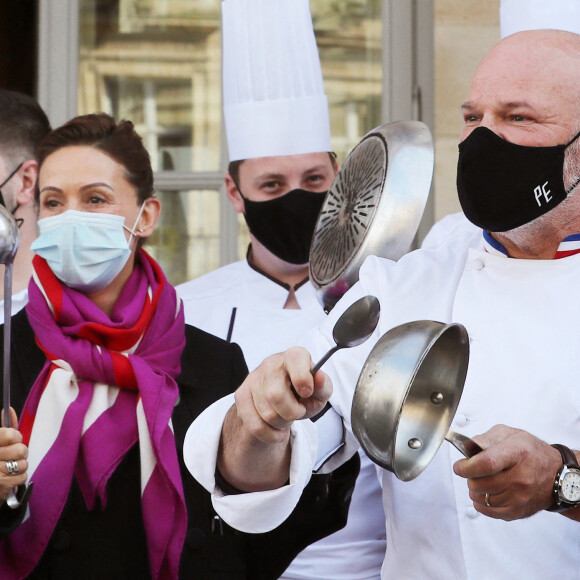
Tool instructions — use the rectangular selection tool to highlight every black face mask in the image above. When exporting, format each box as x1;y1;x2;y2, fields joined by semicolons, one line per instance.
457;126;580;232
240;188;326;265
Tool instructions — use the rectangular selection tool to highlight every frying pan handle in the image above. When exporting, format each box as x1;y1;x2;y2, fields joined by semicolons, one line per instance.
445;429;483;458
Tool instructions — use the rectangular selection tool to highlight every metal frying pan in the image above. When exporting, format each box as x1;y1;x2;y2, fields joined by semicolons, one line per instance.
309;121;434;312
351;320;482;482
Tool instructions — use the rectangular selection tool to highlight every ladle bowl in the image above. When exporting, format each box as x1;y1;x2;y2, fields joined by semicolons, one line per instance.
351;320;476;482
311;295;380;374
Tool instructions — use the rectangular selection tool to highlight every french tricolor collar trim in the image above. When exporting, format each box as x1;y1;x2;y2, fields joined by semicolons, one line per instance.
483;231;580;259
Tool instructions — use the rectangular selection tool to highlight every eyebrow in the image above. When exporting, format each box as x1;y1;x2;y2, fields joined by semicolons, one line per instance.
302;164;332;174
39;182;114;194
461;100;534;111
254;165;331;180
81;182;114;192
251;172;286;186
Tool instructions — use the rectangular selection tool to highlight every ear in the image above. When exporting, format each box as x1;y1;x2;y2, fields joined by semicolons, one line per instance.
15;160;38;205
225;174;245;214
134;196;161;240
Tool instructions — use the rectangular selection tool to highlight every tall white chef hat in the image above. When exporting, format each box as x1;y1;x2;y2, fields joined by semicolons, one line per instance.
221;0;332;162
500;0;580;38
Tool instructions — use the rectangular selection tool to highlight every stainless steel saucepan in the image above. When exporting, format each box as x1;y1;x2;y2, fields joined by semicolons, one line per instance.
351;320;482;482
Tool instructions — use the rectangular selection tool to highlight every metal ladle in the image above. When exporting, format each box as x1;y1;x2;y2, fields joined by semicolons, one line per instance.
311;295;380;374
0;204;29;508
307;295;380;425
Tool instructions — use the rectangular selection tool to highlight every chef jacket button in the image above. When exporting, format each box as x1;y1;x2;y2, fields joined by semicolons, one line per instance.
466;507;479;519
455;414;468;427
52;530;72;551
472;258;485;270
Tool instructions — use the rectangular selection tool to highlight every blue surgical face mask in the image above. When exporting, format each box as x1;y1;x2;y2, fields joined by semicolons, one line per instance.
31;205;145;292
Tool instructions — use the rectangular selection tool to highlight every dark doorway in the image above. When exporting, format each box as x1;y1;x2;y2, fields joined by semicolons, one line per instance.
0;0;38;97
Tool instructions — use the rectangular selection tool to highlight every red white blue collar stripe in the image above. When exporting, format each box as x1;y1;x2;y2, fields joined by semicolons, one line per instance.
483;231;580;259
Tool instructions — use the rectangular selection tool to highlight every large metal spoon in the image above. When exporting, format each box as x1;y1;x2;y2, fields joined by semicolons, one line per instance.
311;295;380;374
0;204;26;508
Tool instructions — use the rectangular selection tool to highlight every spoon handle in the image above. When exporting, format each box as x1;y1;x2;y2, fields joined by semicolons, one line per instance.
5;481;33;510
2;263;24;509
311;344;341;375
3;262;11;429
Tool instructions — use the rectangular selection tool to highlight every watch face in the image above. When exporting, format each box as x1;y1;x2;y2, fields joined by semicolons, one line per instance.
562;470;580;502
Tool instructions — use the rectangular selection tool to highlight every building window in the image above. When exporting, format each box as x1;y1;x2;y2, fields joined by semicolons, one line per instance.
74;0;385;285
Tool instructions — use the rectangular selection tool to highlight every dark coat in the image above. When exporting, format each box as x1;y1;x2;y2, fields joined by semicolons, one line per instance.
0;309;359;579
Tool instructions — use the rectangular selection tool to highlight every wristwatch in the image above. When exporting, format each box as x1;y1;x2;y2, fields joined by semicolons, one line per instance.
546;444;580;512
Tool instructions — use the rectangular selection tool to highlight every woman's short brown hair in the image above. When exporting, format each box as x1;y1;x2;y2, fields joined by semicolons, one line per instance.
36;113;154;204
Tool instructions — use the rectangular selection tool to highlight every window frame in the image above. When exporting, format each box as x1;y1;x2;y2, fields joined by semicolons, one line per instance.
37;0;434;267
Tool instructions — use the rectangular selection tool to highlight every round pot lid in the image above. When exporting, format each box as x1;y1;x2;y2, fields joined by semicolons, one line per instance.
309;120;434;311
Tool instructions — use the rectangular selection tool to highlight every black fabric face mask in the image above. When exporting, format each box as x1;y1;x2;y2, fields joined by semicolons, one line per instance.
240;187;326;265
457;126;580;232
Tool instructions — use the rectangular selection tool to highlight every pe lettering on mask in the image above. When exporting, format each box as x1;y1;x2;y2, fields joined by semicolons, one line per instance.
534;181;552;207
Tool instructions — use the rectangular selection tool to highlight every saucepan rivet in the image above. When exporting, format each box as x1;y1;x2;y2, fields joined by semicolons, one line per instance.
430;392;444;405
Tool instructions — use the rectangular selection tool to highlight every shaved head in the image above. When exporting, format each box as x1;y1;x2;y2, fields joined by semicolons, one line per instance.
462;30;580;146
472;30;580;124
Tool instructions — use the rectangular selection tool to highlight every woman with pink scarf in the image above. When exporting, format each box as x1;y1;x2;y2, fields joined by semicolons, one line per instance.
0;114;358;580
0;112;244;579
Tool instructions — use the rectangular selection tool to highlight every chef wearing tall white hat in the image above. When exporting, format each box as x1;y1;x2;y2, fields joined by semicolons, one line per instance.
177;0;386;578
184;1;580;578
423;0;580;251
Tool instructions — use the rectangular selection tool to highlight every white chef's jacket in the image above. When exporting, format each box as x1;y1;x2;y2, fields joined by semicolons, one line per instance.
421;211;482;250
185;237;580;580
177;258;386;580
178;259;326;371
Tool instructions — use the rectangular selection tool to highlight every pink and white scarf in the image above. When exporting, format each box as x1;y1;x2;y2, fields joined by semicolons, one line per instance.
0;250;187;579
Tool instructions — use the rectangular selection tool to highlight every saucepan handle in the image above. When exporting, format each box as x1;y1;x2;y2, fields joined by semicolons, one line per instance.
445;429;483;458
